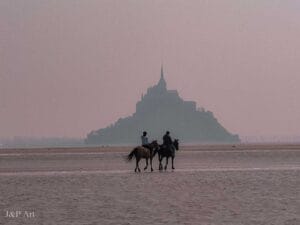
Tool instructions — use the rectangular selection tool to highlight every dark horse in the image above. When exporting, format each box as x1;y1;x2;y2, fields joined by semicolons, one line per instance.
127;140;159;172
153;139;179;171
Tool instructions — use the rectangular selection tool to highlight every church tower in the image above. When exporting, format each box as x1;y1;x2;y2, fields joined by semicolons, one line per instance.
157;64;167;90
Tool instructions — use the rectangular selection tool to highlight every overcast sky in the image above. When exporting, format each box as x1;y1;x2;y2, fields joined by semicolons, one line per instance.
1;0;300;138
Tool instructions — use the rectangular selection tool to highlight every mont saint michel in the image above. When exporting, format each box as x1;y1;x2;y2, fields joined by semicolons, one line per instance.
86;67;239;145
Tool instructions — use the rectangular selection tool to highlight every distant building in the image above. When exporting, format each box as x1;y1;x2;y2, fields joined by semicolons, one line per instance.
86;66;240;145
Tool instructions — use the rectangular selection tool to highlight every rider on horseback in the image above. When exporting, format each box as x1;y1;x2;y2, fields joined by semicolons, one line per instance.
163;131;172;145
163;131;175;157
141;131;150;149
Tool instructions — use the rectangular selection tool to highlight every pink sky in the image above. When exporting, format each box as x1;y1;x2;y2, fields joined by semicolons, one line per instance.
1;0;300;138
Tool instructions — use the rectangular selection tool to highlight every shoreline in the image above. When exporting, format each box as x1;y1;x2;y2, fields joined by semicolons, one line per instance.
0;143;300;154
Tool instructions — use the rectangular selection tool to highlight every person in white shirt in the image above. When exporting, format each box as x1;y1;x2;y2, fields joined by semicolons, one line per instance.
141;131;149;148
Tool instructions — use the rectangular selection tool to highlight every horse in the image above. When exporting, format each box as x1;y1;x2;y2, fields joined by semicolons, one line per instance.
153;139;179;171
127;140;159;172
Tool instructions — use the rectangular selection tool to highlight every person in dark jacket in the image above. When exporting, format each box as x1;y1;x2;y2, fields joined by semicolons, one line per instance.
163;131;175;157
163;131;172;146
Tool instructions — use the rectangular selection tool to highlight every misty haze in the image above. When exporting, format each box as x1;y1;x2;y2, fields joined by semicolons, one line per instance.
0;1;300;225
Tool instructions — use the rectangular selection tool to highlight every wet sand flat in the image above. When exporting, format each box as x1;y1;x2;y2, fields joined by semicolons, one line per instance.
0;145;299;225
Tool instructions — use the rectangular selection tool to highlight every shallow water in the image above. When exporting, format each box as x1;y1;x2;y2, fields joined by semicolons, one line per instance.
0;146;299;225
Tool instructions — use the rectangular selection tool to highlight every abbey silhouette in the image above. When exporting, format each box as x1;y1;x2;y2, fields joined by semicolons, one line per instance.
85;66;240;145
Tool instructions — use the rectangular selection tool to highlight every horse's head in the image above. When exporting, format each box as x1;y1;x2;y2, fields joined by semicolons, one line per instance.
150;140;159;148
173;139;179;150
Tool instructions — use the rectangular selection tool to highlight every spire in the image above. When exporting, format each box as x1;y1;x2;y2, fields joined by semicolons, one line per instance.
157;64;167;90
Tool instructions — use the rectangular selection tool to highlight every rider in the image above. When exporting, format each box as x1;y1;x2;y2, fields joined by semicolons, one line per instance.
163;131;172;146
141;131;150;149
163;131;175;155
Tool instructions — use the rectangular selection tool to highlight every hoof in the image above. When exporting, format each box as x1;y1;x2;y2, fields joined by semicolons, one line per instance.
151;168;153;172
172;167;175;170
144;167;147;171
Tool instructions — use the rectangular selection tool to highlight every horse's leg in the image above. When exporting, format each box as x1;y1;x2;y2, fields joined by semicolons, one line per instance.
164;157;169;170
135;157;138;172
172;157;175;170
144;158;148;171
158;155;161;170
160;155;164;170
136;157;141;172
150;156;153;172
159;155;163;170
138;158;141;172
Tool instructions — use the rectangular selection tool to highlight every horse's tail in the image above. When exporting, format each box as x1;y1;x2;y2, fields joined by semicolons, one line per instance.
127;148;137;161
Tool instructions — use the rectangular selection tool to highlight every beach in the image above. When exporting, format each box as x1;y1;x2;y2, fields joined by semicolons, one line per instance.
0;144;299;225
